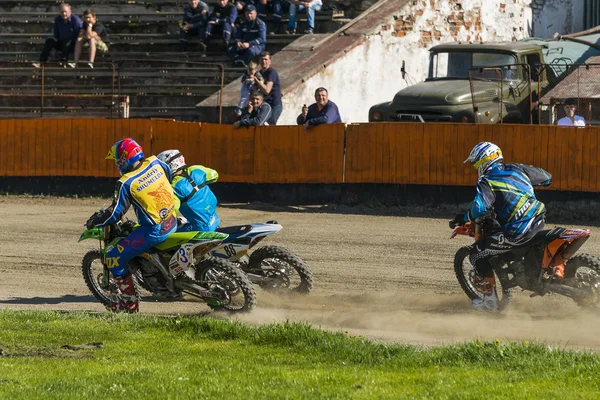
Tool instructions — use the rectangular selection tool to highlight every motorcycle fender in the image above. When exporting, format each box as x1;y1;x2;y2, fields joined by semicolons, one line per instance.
543;229;592;269
78;228;103;242
542;238;567;270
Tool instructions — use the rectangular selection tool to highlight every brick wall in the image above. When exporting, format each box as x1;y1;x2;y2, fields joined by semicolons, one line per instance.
386;0;531;48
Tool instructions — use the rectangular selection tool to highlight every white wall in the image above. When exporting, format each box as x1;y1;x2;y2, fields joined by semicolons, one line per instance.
531;0;585;37
279;0;534;124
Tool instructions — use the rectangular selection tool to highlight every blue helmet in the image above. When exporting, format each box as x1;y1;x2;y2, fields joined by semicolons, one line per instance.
106;138;145;175
464;142;503;177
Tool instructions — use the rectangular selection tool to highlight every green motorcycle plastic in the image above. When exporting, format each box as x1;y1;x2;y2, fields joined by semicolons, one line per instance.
79;221;257;312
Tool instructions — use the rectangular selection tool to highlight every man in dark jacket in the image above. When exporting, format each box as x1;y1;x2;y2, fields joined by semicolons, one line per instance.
205;0;238;45
297;87;342;130
180;0;210;52
227;4;266;67
233;91;272;128
34;3;82;66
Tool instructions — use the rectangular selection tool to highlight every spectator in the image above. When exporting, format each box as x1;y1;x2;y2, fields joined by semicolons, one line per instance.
253;51;282;124
69;9;109;69
286;0;322;34
233;91;272;128
257;0;286;35
33;3;82;67
228;4;266;67
180;0;210;52
557;98;586;127
205;0;238;46
297;87;341;130
234;60;264;117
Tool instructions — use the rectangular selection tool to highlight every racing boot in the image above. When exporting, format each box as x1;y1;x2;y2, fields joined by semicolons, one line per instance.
109;274;139;313
471;276;499;313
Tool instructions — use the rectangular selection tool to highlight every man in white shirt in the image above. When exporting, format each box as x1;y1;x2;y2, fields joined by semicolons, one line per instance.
557;98;586;127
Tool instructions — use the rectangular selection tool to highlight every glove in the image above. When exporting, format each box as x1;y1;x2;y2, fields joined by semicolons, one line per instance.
449;213;467;229
85;210;103;229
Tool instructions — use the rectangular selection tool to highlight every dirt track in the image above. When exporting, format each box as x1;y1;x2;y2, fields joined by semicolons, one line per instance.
2;195;600;348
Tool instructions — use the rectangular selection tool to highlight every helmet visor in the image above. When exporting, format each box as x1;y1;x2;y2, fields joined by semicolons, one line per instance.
106;144;117;160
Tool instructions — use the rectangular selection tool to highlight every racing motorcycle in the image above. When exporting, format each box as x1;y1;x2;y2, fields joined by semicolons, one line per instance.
450;213;600;311
79;218;257;313
209;221;313;294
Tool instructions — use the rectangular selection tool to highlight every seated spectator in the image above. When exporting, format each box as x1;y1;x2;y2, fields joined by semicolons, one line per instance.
557;98;586;127
70;9;109;69
234;60;264;117
180;0;210;52
254;51;282;125
286;0;322;34
227;4;266;67
205;0;238;46
257;0;287;35
297;87;341;130
33;3;82;67
233;91;272;128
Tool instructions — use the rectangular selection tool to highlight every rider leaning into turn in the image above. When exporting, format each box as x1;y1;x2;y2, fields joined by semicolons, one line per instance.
157;150;220;232
86;138;177;313
450;141;553;313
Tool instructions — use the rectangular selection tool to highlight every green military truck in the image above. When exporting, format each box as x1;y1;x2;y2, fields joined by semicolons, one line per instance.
369;36;600;124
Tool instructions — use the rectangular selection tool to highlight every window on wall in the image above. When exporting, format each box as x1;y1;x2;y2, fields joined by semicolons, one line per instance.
584;0;600;30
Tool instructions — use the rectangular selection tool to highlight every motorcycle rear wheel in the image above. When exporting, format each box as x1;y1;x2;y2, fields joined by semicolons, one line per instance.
196;257;257;312
248;245;313;294
454;246;512;312
564;253;600;309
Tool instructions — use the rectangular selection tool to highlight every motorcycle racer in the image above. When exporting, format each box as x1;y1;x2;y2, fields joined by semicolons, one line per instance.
157;150;220;232
86;138;177;312
450;141;552;312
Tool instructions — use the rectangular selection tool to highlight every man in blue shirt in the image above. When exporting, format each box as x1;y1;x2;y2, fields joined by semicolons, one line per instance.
297;87;342;130
253;51;282;124
35;3;82;66
227;4;267;67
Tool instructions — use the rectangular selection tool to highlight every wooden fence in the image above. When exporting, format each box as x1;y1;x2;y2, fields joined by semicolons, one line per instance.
1;119;598;191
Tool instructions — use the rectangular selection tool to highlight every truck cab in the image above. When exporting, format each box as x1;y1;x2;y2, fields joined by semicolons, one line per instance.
369;41;548;124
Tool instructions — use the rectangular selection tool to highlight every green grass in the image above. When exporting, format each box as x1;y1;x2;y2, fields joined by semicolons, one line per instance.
0;311;598;399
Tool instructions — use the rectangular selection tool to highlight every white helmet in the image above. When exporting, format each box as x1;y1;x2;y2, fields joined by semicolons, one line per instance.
157;149;186;174
464;142;503;177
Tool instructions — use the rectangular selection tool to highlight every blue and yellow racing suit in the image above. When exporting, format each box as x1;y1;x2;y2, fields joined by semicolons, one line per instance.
172;165;220;232
466;163;552;278
94;156;177;276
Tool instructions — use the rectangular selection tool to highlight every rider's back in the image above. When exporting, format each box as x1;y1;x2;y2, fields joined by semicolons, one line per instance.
477;163;551;238
116;155;176;226
173;165;219;231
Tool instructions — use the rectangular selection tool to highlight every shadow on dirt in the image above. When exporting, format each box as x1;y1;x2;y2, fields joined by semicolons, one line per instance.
220;200;600;227
0;295;97;305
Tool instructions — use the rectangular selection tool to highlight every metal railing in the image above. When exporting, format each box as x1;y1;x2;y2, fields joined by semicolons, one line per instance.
0;60;225;122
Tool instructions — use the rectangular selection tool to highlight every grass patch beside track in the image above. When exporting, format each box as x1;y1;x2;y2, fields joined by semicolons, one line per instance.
0;310;598;399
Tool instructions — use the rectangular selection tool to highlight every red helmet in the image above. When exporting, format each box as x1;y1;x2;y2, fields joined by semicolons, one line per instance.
106;138;144;175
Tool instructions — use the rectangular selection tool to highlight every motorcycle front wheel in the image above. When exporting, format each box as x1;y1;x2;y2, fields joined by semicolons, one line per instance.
82;250;117;307
454;246;512;312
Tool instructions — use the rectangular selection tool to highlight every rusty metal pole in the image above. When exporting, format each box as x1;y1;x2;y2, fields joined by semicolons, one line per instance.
40;63;45;117
219;63;224;124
